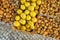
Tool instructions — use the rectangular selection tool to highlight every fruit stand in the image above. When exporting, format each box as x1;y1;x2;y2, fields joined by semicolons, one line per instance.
0;0;60;40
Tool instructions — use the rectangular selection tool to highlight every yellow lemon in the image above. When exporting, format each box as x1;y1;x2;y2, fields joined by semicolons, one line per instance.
24;10;30;15
13;21;20;27
30;26;35;29
20;13;26;19
21;26;26;31
26;15;31;20
25;2;30;7
27;0;30;1
32;17;37;22
35;5;39;10
15;16;20;21
21;0;26;4
26;28;31;32
26;24;30;28
28;6;34;11
37;0;41;5
17;9;22;14
20;19;26;25
28;21;34;26
20;5;25;10
35;10;38;14
30;11;36;17
31;3;36;7
31;0;36;2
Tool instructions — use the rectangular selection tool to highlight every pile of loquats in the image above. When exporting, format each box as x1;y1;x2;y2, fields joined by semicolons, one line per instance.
40;0;60;17
35;15;60;39
0;0;18;22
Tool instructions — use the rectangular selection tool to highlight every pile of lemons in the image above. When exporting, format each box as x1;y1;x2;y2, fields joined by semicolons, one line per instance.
13;0;41;32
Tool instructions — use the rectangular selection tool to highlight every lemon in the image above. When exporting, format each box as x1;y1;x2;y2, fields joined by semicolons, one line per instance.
24;10;30;15
15;16;20;21
30;11;36;17
26;15;31;20
35;10;38;14
28;6;34;11
26;29;31;32
30;26;35;29
25;2;30;7
20;19;26;25
31;3;36;7
13;21;20;27
35;5;39;10
17;9;22;14
21;0;26;4
31;0;36;2
27;0;30;1
32;17;37;22
21;26;26;31
20;13;26;19
26;24;30;28
28;21;34;26
20;5;25;10
37;0;41;5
